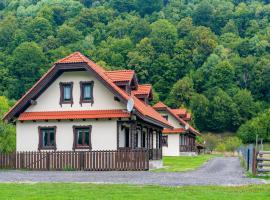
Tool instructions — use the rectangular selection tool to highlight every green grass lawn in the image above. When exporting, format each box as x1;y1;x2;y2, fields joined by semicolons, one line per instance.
0;183;269;200
154;154;219;172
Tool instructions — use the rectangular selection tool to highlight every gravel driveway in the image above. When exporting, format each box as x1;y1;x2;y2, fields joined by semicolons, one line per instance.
0;157;267;186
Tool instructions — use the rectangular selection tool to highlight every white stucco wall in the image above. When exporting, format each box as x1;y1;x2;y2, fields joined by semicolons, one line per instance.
162;134;180;156
158;111;183;128
26;71;125;112
16;119;118;151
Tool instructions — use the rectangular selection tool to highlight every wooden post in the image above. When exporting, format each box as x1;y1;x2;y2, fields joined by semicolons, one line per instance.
46;152;50;170
252;147;257;176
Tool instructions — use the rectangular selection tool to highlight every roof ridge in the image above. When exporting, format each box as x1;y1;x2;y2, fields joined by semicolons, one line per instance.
56;52;90;64
105;70;134;73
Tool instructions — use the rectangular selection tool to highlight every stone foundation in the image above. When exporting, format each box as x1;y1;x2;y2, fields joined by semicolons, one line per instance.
149;160;163;169
179;152;198;156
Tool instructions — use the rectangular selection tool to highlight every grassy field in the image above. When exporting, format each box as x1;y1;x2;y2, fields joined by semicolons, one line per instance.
154;154;219;172
0;183;269;200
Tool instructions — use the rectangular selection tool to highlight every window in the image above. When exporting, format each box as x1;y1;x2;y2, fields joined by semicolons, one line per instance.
141;128;147;148
38;126;56;150
80;81;94;105
73;126;92;149
162;135;168;147
59;82;73;106
124;127;130;148
162;115;168;120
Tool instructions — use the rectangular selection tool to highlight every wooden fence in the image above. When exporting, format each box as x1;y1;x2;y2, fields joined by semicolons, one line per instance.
257;151;270;174
149;148;162;160
0;150;149;171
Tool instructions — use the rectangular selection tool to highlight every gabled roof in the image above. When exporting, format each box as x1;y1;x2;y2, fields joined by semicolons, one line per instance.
152;102;167;110
183;113;191;121
171;108;187;116
4;52;172;129
105;70;135;83
18;110;130;121
132;84;152;95
132;84;153;100
153;102;201;136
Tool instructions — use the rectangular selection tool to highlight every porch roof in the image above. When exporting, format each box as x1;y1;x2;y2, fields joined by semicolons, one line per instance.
18;110;131;121
163;128;186;134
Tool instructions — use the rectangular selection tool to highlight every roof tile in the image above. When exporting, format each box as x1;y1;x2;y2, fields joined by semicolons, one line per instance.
105;70;135;83
19;110;130;121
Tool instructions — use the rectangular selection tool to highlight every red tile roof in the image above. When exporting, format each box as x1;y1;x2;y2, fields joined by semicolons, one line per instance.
153;102;167;110
18;110;130;121
163;128;186;134
171;108;187;116
132;84;152;96
184;113;191;121
56;52;91;64
153;102;201;136
4;52;172;129
105;70;135;83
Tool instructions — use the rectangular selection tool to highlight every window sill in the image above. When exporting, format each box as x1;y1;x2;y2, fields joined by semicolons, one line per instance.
74;146;91;149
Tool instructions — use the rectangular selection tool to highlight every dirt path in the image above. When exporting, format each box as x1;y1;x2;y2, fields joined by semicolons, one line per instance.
0;157;267;186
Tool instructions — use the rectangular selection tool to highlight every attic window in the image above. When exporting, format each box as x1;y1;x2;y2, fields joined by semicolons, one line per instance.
162;115;168;120
59;82;73;106
80;81;94;105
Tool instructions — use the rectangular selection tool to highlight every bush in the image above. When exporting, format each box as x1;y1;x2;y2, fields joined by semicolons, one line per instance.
237;109;270;143
215;142;226;152
204;133;219;152
224;137;242;153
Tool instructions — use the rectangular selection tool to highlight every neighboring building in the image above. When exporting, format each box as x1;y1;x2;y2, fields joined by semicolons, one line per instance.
153;102;200;156
3;52;172;163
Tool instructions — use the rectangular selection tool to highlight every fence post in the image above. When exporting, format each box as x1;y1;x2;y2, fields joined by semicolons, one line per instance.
247;148;250;171
80;152;84;170
252;148;257;176
46;152;50;170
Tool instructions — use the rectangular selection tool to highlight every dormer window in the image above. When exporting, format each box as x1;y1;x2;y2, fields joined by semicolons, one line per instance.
59;82;73;106
80;81;94;105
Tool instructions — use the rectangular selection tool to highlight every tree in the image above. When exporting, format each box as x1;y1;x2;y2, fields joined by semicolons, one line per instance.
166;77;195;108
26;17;53;41
0;96;15;153
237;109;270;143
207;61;236;90
136;0;163;16
190;93;210;131
57;25;83;45
150;19;177;55
233;89;256;124
224;137;242;153
9;42;47;99
207;89;240;132
192;0;214;28
204;133;219;152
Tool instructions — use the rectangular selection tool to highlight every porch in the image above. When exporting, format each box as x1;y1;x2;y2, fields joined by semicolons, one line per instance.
117;120;163;160
179;133;196;153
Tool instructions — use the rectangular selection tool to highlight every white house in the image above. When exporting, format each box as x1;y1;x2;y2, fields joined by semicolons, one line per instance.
153;102;201;156
3;52;172;163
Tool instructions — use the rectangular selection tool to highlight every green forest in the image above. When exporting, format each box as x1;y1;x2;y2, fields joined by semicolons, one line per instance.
0;0;269;152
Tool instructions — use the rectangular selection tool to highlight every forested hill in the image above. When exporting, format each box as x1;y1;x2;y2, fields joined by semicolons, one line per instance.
0;0;269;142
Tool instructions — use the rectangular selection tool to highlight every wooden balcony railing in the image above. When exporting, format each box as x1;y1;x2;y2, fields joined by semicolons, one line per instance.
180;145;196;152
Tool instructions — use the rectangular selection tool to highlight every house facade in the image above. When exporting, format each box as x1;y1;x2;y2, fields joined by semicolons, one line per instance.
3;52;172;163
153;102;200;156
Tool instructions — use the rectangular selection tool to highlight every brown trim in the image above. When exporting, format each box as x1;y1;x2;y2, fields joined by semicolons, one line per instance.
59;82;73;106
38;126;57;151
162;135;168;147
80;81;94;105
72;125;92;150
